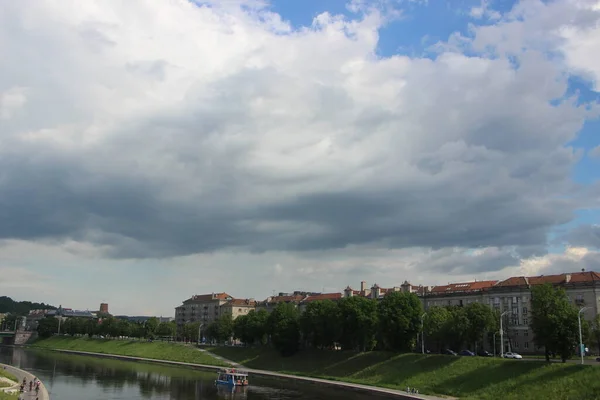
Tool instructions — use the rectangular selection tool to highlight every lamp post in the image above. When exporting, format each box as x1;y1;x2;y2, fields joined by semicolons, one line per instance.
500;311;508;358
493;331;498;357
421;313;427;354
578;307;590;365
57;305;63;336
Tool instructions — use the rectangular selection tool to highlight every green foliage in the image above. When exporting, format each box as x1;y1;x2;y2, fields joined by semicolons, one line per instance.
233;309;269;345
337;296;378;351
0;296;55;316
155;321;176;337
299;300;341;349
267;302;301;356
531;284;580;362
206;315;234;343
423;306;451;352
37;317;59;338
377;292;423;351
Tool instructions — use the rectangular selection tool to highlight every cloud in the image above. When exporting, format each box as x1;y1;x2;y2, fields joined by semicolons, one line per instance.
562;224;600;248
590;145;600;159
1;0;597;262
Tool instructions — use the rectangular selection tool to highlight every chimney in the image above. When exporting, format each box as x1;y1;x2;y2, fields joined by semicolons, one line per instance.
361;281;367;292
565;274;571;283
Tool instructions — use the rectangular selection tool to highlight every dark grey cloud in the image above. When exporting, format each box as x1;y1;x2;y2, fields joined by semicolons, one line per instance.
0;0;598;265
562;225;600;249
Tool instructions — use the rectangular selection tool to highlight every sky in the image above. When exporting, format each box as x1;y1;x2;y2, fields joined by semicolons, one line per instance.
1;0;600;317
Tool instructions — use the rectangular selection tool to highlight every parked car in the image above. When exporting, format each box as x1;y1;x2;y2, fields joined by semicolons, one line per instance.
477;350;493;357
442;349;457;356
502;352;523;359
459;350;475;356
596;357;600;362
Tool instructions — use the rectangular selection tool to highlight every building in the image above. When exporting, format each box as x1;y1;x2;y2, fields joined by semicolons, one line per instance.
175;293;233;331
422;270;600;354
343;281;429;300
255;291;318;313
115;316;173;324
99;303;109;314
298;292;342;312
220;299;257;320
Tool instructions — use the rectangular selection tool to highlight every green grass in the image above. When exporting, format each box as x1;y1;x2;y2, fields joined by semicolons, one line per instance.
31;337;228;367
0;392;18;400
0;369;17;389
207;346;600;400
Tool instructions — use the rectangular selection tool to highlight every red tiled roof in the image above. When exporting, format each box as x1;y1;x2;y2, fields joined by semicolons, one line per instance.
185;293;232;302
303;293;342;303
430;280;498;294
496;271;600;287
225;299;257;307
261;295;306;304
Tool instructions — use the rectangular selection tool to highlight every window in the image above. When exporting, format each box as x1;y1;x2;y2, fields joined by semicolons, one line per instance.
494;297;500;304
524;330;528;337
512;307;518;314
514;330;519;336
514;341;519;348
524;342;529;349
522;307;528;315
523;318;529;325
513;296;517;303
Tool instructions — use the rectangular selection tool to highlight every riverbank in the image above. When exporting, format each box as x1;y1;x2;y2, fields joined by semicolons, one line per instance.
206;346;600;400
30;337;228;366
28;338;437;400
0;363;50;400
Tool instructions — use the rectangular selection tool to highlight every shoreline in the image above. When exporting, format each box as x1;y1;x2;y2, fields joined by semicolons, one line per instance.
30;347;446;400
0;362;50;400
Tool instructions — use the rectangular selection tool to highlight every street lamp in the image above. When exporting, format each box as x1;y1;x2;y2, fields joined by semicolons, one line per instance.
500;311;508;358
578;307;591;365
197;323;204;345
421;313;427;354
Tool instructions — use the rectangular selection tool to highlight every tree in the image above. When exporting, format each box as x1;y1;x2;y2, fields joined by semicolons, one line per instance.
233;315;252;344
37;317;59;338
377;292;423;351
531;284;580;362
247;309;269;345
144;317;159;339
445;306;470;350
206;315;234;344
0;296;55;316
155;321;176;338
299;300;341;349
423;306;451;353
267;302;301;356
592;315;600;354
337;296;378;351
464;302;496;351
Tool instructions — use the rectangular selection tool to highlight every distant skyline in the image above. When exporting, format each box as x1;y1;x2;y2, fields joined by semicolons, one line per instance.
1;0;599;317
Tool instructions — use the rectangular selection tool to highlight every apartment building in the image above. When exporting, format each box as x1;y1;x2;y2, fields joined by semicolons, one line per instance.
297;292;342;313
343;280;429;299
175;292;233;330
255;292;310;313
220;298;257;320
423;270;600;353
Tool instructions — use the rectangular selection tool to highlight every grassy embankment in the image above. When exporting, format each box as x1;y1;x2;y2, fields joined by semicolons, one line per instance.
0;369;18;400
207;346;600;400
31;337;227;367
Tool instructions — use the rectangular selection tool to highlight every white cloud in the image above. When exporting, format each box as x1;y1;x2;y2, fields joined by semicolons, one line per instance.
0;0;599;314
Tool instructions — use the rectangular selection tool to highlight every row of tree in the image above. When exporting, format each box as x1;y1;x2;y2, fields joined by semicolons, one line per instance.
37;316;177;339
0;296;55;316
189;284;600;360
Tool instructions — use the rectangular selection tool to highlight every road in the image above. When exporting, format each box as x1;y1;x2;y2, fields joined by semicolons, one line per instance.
521;357;599;365
1;362;50;400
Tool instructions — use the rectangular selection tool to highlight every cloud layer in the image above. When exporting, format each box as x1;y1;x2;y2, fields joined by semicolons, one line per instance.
1;1;600;315
2;0;598;260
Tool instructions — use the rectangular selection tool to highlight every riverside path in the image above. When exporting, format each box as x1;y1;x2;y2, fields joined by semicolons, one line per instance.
1;362;50;400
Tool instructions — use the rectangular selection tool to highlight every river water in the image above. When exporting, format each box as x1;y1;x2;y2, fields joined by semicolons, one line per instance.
0;347;386;399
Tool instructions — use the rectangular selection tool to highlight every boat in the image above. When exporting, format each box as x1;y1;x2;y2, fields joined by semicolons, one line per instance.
215;368;249;386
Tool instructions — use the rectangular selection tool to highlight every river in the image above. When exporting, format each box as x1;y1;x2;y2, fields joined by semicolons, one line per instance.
0;347;388;399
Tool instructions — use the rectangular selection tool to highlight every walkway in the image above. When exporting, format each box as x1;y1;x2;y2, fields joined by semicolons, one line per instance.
47;348;450;400
0;363;50;400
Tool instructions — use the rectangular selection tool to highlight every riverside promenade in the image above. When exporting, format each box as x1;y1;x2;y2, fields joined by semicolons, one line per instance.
0;363;50;400
46;349;450;400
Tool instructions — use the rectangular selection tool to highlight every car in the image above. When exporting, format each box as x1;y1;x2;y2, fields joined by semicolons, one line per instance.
442;349;457;356
502;352;523;359
596;357;600;362
477;350;493;357
459;350;475;356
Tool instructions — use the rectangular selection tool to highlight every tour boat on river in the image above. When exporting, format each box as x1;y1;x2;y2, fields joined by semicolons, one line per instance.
215;368;249;386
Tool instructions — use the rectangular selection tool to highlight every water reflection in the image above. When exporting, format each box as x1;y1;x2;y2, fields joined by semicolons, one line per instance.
0;347;382;400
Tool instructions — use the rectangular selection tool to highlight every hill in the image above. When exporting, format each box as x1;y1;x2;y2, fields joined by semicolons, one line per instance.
0;296;56;316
